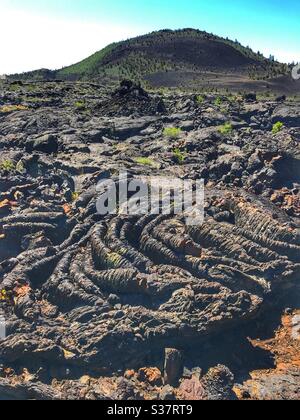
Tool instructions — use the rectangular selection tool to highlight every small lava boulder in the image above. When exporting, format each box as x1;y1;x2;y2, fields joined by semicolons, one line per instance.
26;134;59;154
272;104;300;127
243;92;257;103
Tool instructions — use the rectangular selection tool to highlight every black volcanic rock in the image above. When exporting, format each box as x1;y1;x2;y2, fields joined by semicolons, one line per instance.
113;80;149;98
243;92;257;102
26;134;59;154
96;80;166;117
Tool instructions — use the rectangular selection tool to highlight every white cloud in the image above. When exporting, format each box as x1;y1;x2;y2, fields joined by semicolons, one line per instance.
0;6;145;74
255;45;300;64
245;39;300;64
272;50;300;65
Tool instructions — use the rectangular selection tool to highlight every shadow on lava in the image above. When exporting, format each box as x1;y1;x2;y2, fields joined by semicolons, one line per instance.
183;330;276;383
184;288;300;382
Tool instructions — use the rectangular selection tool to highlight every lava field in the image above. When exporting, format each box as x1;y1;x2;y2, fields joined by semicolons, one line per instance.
0;80;299;400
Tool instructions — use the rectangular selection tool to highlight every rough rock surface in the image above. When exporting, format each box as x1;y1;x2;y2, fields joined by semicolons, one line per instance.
0;80;299;400
235;310;300;400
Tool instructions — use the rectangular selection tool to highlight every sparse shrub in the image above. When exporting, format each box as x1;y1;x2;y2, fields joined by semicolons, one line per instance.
25;84;36;92
172;148;186;164
15;161;25;173
272;121;284;134
214;97;223;107
0;160;25;173
71;192;79;202
219;122;233;135
23;97;47;103
0;289;8;301
233;95;243;103
9;83;21;92
135;157;156;166
0;160;15;172
196;95;205;105
74;101;86;110
163;127;182;139
0;105;29;113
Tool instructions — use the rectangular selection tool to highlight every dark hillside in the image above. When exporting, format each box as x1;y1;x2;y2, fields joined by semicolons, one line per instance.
10;29;291;91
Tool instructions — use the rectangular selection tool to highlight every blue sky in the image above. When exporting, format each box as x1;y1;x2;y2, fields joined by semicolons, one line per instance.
0;0;299;74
